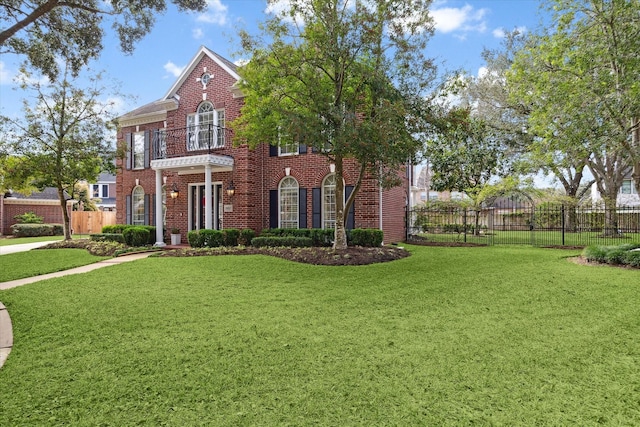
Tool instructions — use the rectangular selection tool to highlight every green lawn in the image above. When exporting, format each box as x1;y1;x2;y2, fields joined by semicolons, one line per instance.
1;245;639;425
0;235;64;246
0;249;109;282
419;230;640;247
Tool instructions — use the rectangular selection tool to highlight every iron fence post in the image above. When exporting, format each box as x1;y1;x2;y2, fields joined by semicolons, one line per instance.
561;204;565;246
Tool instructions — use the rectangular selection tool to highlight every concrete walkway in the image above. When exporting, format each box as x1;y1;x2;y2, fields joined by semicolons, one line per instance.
0;251;154;369
0;241;58;255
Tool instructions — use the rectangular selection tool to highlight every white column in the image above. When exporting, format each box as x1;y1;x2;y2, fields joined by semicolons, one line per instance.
204;164;213;229
154;169;166;246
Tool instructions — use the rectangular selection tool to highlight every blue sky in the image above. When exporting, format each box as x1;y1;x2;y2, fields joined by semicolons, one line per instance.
0;0;547;119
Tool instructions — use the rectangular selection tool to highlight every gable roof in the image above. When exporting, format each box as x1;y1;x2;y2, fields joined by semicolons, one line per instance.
162;46;241;101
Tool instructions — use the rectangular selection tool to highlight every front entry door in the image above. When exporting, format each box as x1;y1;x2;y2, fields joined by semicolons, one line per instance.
190;184;223;230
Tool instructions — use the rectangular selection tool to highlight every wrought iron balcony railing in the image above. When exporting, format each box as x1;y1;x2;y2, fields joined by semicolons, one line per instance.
153;124;232;159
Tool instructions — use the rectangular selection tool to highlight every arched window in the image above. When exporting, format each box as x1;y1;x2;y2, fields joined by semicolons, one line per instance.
187;102;225;150
132;186;145;225
322;174;337;229
279;177;299;229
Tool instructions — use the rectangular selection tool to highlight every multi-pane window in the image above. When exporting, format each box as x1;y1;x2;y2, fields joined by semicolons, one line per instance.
620;180;636;194
278;127;298;156
187;103;225;150
92;184;108;199
322;174;337;229
132;186;145;225
133;132;145;169
279;177;299;229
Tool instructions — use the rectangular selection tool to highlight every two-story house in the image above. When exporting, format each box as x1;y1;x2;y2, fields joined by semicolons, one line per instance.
116;46;408;245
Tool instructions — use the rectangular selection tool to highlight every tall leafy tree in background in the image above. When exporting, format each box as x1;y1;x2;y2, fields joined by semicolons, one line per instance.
232;0;437;249
0;0;206;80
0;65;118;239
508;0;640;235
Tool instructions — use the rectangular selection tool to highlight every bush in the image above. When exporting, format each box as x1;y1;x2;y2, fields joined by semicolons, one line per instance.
582;245;609;263
11;223;63;237
90;233;126;244
188;230;205;248
238;228;256;246
122;227;150;247
102;224;128;234
14;211;44;224
101;225;156;244
309;228;334;247
350;228;383;247
222;228;240;246
200;229;225;248
604;247;628;265
623;250;640;268
251;236;313;248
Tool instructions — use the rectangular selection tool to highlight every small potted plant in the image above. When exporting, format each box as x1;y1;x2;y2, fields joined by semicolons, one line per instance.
170;227;181;245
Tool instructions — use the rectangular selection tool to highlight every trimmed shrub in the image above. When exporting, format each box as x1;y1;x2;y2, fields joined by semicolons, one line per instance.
238;228;256;246
188;230;205;248
604;247;628;265
623;250;640;268
350;228;383;247
122;227;150;247
90;233;126;244
309;228;334;247
11;223;64;237
102;224;128;234
222;228;240;246
251;236;313;248
582;245;609;263
14;211;44;224
200;229;225;248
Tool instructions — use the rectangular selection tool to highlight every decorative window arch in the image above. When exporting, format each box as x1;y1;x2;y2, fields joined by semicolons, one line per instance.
322;174;337;229
187;102;225;150
279;177;299;229
132;186;145;225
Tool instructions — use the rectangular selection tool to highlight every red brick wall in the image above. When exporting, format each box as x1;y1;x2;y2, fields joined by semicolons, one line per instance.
1;199;69;235
116;50;409;244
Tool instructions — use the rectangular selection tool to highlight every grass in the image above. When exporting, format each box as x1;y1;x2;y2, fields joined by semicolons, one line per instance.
419;230;640;247
1;245;639;425
0;235;64;246
0;249;108;282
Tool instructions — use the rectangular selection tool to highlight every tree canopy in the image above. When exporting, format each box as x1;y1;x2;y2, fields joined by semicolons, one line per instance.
0;65;118;239
0;0;206;80
232;0;437;249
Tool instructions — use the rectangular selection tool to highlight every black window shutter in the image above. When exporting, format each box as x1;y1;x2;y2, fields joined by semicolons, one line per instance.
299;144;307;154
126;133;132;170
144;131;151;168
144;194;150;225
269;144;278;157
126;195;132;224
269;190;278;228
345;185;355;230
299;188;307;229
312;188;321;228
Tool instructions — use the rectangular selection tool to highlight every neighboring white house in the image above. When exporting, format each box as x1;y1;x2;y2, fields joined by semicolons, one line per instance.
591;176;640;207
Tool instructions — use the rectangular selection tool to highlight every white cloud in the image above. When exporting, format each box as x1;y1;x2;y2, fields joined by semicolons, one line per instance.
192;28;205;39
430;3;488;34
164;61;185;78
196;0;228;25
0;61;12;85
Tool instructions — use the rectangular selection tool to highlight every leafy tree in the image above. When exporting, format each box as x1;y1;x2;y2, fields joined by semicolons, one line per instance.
0;0;206;80
508;0;640;235
232;0;436;249
73;182;99;211
0;65;118;239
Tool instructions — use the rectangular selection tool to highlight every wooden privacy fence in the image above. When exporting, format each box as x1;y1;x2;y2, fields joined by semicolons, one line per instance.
71;211;116;235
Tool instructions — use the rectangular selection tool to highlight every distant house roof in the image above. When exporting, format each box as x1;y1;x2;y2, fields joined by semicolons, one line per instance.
95;172;116;182
9;187;61;200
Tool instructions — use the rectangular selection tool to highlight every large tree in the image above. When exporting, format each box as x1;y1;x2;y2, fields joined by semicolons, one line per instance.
508;0;640;235
0;0;206;80
232;0;436;249
0;65;118;239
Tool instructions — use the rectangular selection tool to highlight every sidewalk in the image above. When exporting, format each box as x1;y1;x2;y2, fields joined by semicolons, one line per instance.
0;251;154;369
0;241;57;255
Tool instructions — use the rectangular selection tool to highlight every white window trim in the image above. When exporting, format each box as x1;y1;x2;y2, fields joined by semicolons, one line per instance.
132;186;145;225
279;176;299;229
133;131;145;170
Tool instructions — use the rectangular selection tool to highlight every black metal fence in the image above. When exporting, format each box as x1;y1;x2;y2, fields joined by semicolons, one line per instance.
407;204;640;247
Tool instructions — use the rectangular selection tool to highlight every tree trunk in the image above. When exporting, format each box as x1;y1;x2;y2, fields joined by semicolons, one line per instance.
58;186;72;240
565;205;578;233
333;156;348;250
602;196;620;237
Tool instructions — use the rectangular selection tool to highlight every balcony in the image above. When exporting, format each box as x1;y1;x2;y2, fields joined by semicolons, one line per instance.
153;125;233;159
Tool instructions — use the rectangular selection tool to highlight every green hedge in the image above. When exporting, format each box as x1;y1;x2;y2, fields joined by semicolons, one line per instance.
251;236;313;248
582;243;640;267
350;228;383;247
89;233;126;244
260;228;334;247
238;229;256;246
122;227;150;247
10;223;64;237
101;224;157;245
188;228;245;248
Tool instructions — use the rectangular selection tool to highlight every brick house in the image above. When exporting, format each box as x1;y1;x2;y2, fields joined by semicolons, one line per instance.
1;188;70;236
115;46;409;245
